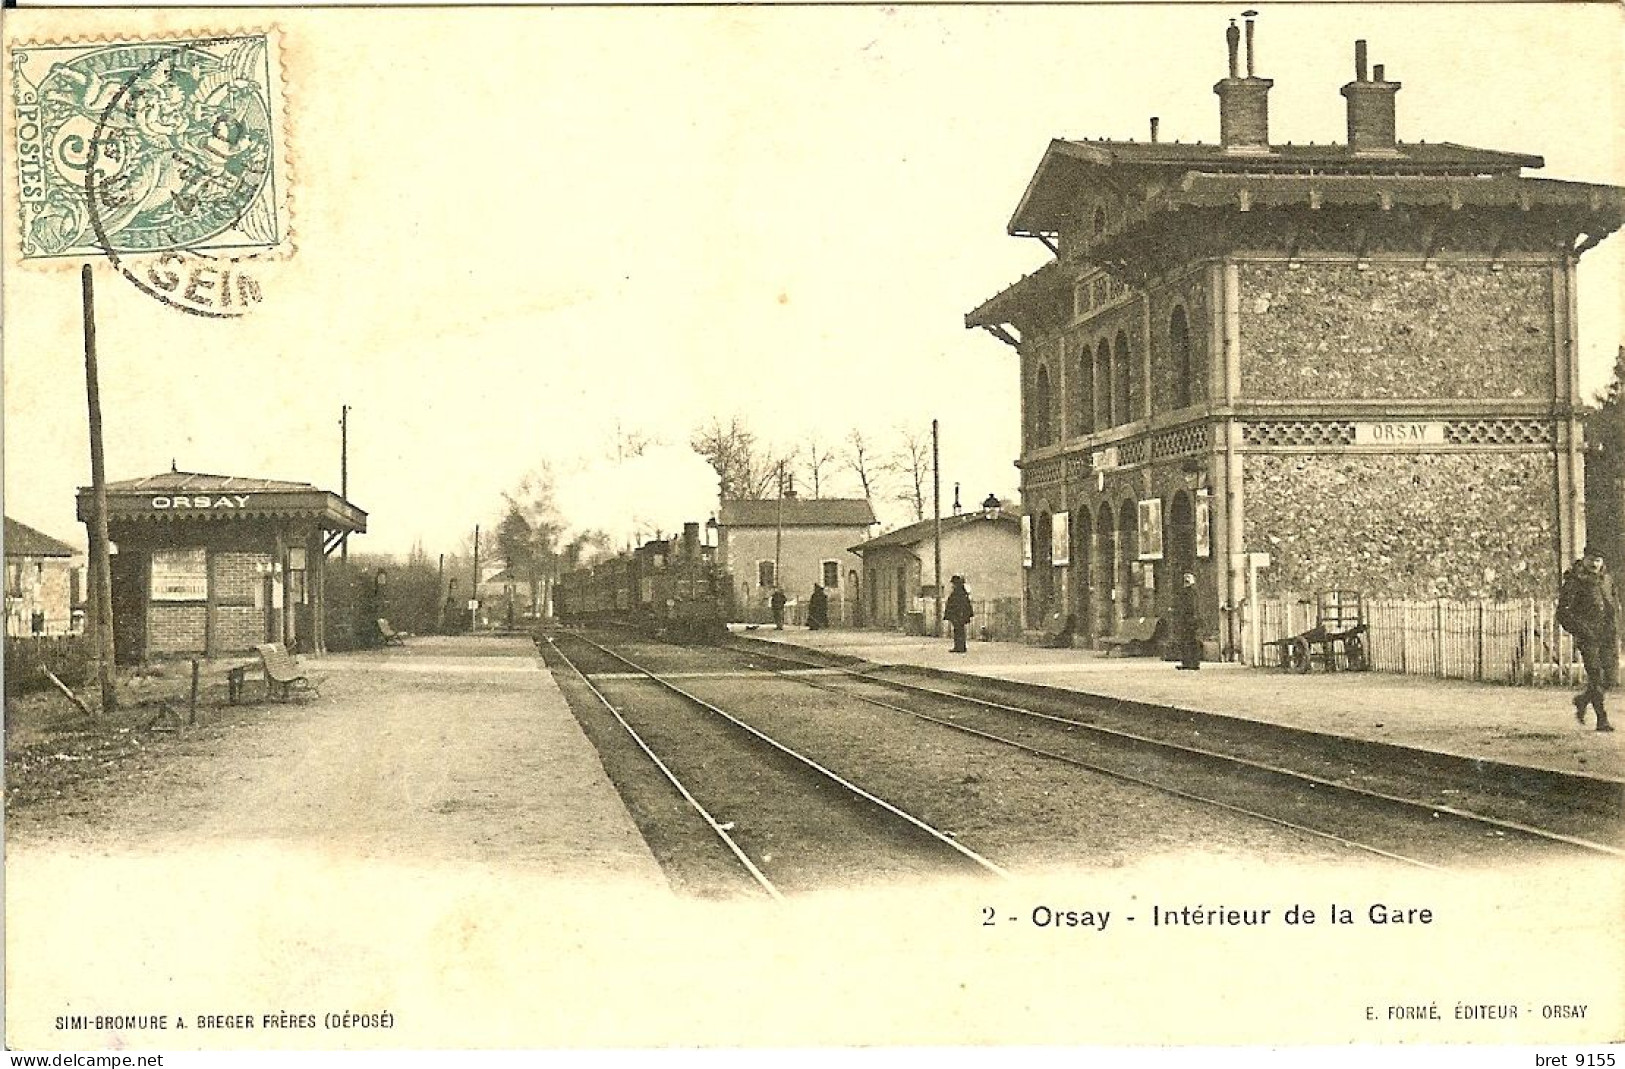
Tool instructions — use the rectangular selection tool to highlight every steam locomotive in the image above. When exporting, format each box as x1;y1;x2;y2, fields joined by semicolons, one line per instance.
554;521;733;643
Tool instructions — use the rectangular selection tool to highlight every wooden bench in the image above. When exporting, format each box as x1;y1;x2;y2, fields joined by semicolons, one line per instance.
377;618;410;646
1098;616;1165;657
255;642;323;701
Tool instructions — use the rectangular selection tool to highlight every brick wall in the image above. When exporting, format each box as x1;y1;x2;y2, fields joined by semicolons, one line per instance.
148;604;207;653
1237;262;1554;400
1242;451;1559;599
214;606;264;651
1149;272;1213;413
211;551;267;606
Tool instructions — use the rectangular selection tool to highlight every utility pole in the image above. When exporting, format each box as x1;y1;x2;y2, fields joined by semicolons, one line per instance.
81;265;117;712
774;460;784;592
436;552;445;631
339;404;350;562
932;419;943;637
471;525;480;633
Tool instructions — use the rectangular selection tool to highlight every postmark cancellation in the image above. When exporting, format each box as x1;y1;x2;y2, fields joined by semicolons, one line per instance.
10;32;290;264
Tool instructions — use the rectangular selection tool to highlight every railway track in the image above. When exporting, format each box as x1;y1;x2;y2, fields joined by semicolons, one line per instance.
717;636;1623;868
543;629;1010;898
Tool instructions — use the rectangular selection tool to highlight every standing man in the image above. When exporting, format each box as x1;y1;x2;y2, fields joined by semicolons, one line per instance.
1558;547;1617;732
807;584;829;631
945;575;974;654
770;587;787;630
1173;572;1202;670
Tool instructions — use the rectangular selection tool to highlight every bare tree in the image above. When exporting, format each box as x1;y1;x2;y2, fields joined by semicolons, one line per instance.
844;428;888;501
690;416;793;500
893;424;931;521
608;419;654;462
802;435;837;498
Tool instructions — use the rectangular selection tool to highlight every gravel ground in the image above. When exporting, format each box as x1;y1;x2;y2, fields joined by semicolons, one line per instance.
550;631;1368;891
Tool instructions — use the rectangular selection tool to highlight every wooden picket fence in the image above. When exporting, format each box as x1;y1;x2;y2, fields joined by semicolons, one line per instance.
1240;595;1590;686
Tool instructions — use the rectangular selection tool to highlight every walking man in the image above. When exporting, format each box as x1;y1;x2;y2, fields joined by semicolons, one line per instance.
945;575;974;654
770;587;787;630
1557;547;1617;732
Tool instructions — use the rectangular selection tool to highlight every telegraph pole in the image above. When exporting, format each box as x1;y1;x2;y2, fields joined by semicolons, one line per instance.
471;525;480;632
932;418;943;637
81;265;117;712
774;460;784;591
339;404;350;562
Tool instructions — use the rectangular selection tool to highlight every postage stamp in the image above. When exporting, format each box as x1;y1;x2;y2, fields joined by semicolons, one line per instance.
11;33;289;264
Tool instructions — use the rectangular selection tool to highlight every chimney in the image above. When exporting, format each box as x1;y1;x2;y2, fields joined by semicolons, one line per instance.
682;522;700;560
1213;14;1273;154
1340;40;1401;155
1149;116;1160;143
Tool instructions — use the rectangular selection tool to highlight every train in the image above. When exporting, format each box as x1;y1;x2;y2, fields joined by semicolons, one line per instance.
554;521;734;643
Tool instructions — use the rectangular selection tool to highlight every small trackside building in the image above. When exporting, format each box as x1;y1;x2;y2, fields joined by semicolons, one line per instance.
76;469;366;662
966;18;1625;655
849;505;1023;634
716;496;877;625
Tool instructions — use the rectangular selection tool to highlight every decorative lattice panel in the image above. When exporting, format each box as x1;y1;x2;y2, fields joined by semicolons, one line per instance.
1024;458;1064;486
1443;419;1553;446
1117;440;1149;466
1241;421;1357;447
1149;425;1210;461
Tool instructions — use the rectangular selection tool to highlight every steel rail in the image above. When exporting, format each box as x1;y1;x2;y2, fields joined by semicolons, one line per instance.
729;640;1624;863
562;630;1012;881
544;634;783;900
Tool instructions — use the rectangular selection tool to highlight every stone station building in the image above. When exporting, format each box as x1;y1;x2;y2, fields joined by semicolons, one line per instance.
966;18;1625;655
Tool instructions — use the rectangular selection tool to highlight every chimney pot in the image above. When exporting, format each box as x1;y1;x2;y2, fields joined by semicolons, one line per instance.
1373;63;1385;81
1225;20;1240;79
1150;116;1160;142
1355;39;1368;81
1244;15;1257;78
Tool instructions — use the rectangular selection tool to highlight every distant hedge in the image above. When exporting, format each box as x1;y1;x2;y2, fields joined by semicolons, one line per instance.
4;635;93;697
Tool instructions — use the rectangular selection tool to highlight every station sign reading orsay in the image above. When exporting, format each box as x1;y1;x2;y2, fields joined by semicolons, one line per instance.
1353;421;1446;446
150;495;254;510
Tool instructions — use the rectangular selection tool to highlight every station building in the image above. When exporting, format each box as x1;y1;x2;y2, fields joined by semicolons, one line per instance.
716;495;876;625
849;501;1022;634
966;19;1625;653
76;469;366;662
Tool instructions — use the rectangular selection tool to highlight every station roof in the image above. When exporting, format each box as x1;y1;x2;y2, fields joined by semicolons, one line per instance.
849;509;1019;554
77;469;367;533
719;498;877;528
4;516;78;558
1006;137;1547;236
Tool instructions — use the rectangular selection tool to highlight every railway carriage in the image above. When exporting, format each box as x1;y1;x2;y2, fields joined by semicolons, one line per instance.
556;521;733;642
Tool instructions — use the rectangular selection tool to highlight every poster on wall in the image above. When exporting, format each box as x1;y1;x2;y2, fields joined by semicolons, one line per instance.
1051;511;1070;566
149;548;207;601
1196;489;1212;559
1137;498;1164;561
1020;514;1033;568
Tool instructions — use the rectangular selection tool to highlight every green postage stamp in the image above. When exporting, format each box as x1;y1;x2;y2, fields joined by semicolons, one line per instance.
10;33;288;261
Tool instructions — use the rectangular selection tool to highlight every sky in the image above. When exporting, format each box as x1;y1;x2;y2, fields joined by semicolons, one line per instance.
5;3;1622;557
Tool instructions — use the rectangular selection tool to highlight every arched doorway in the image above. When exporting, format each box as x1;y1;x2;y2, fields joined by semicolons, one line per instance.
1166;491;1196;609
1030;510;1053;628
1071;505;1093;646
1094;508;1116;634
1118;499;1139;618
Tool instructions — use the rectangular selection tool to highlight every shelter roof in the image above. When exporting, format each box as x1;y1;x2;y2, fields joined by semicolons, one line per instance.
719;498;877;528
850;509;1019;554
79;469;366;533
4;516;78;558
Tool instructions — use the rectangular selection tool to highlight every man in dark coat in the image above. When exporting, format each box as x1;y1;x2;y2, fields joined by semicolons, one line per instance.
1558;548;1618;731
807;584;829;630
770;588;787;630
944;575;974;654
1173;571;1202;670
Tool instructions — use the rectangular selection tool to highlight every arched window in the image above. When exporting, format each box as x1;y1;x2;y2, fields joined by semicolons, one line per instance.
1113;331;1132;426
1096;339;1113;427
1171;306;1194;409
1032;364;1054;447
1092;207;1107;235
1075;344;1095;437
